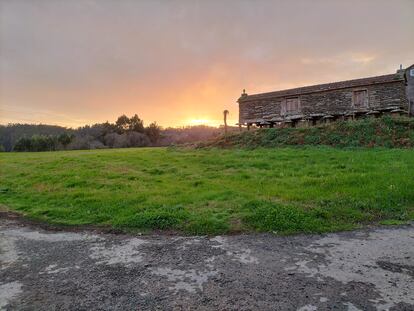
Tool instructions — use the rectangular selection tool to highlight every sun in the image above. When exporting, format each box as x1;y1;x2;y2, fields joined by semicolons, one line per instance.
185;118;220;127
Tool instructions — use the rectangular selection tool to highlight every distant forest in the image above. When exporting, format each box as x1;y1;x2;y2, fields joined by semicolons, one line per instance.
0;114;225;152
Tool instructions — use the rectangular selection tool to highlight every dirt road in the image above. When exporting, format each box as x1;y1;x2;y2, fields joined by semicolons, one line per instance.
0;218;413;310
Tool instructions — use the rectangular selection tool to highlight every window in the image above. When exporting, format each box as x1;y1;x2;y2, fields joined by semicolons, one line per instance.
353;90;368;108
282;97;300;114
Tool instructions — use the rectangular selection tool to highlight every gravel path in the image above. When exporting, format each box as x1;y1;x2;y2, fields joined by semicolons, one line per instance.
0;218;413;310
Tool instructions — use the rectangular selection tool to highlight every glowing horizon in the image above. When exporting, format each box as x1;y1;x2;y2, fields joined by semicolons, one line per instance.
1;0;413;128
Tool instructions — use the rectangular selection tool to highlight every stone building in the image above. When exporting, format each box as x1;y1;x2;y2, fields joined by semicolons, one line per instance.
238;64;414;128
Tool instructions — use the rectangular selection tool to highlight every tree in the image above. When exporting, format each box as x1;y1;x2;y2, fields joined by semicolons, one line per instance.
115;115;130;133
58;133;73;149
129;114;145;133
31;135;46;151
102;121;118;135
223;110;229;135
30;135;57;151
45;135;58;151
1;123;70;152
145;122;161;143
13;137;32;151
12;135;57;152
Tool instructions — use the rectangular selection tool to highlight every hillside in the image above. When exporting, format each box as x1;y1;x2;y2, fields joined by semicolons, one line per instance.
201;116;414;149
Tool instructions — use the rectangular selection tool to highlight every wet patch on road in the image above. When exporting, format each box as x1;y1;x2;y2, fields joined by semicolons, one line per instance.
0;281;22;310
1;219;413;310
287;228;414;310
89;238;147;266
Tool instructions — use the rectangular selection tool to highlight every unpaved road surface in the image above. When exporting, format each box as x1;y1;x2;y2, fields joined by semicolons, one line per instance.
0;218;413;311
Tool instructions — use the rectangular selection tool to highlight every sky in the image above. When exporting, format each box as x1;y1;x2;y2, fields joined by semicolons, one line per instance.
1;0;413;128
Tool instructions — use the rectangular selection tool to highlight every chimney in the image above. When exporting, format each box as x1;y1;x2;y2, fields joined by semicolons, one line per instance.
396;64;405;76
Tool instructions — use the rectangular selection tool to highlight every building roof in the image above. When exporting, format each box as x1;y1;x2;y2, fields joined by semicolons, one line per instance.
239;73;404;102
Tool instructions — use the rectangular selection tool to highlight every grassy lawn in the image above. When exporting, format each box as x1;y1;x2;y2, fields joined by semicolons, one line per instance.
0;147;413;235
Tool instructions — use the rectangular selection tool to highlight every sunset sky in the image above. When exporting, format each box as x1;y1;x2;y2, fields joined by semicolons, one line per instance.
1;0;413;128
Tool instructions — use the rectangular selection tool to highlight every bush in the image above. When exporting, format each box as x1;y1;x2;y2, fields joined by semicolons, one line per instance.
104;132;150;148
126;132;150;147
67;135;96;150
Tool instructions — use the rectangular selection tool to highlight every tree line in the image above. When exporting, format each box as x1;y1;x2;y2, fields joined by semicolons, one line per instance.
13;133;73;152
1;114;161;152
0;114;231;152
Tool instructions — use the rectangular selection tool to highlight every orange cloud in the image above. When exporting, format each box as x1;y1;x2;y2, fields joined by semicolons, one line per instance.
1;0;413;128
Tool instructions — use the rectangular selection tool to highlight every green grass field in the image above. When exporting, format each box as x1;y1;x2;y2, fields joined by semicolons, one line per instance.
1;147;413;235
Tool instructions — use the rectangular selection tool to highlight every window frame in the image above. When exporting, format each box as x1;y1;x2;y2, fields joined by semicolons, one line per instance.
282;97;300;115
352;88;369;109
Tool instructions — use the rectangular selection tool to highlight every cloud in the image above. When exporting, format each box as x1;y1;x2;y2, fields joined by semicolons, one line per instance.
0;0;413;127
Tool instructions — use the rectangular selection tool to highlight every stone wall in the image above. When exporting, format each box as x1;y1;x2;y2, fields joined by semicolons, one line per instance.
239;80;409;125
406;65;414;116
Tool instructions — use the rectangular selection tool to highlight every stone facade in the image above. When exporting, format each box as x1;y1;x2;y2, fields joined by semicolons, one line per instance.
405;64;414;116
239;66;413;128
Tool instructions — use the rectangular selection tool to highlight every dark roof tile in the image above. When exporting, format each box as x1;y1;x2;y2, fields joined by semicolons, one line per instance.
239;73;403;102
